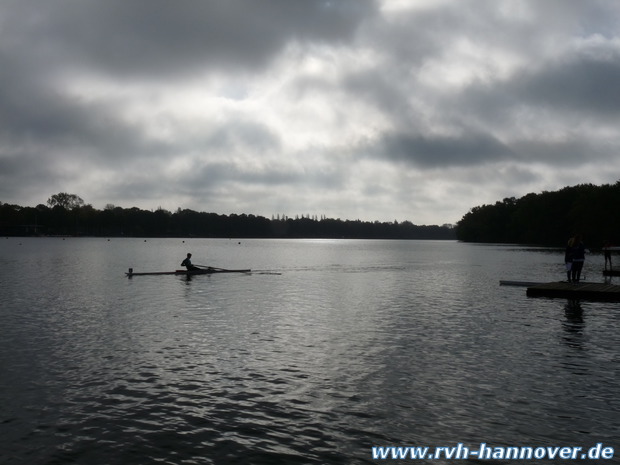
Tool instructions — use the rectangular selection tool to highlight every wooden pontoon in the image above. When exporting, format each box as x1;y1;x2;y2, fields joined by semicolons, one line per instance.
526;281;620;301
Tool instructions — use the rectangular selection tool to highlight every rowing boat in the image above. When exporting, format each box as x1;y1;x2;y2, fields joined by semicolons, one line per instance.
126;267;251;277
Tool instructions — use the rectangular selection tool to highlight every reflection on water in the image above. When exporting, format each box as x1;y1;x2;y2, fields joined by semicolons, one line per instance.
563;300;585;350
1;238;619;464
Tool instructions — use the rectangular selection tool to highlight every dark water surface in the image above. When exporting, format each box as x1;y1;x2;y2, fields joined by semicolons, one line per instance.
1;238;618;464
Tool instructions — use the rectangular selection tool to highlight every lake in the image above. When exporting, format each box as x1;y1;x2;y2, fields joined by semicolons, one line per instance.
1;238;618;464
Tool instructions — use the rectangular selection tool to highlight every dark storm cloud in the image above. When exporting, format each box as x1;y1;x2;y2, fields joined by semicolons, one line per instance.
3;0;376;78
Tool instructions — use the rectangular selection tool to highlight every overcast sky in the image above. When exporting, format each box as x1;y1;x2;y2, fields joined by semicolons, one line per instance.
2;0;620;225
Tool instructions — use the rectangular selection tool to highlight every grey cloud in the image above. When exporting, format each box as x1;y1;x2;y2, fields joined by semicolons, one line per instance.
513;56;620;117
366;132;513;168
510;137;617;166
4;0;377;79
455;49;620;124
3;0;620;224
186;160;343;191
441;49;620;166
344;0;620;129
100;158;345;212
0;51;148;161
102;176;178;207
0;153;45;200
198;121;281;154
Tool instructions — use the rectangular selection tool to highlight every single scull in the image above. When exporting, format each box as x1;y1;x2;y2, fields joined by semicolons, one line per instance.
126;267;251;277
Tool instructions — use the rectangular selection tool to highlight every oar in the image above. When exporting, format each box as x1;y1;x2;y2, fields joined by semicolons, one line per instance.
196;264;274;274
195;264;227;271
250;269;282;275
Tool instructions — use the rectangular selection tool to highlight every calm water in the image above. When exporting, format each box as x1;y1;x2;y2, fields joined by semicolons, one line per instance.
1;238;618;464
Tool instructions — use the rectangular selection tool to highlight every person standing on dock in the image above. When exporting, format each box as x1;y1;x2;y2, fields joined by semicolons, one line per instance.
181;253;199;271
603;241;613;271
565;237;574;282
570;235;586;283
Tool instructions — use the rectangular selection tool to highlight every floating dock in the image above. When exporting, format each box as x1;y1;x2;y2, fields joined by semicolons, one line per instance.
526;281;620;301
500;280;543;287
603;269;620;276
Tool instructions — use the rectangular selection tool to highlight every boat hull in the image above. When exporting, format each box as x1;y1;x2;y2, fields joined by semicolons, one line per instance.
126;268;251;277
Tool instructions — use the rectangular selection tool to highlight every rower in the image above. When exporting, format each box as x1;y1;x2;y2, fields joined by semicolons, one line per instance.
181;253;200;271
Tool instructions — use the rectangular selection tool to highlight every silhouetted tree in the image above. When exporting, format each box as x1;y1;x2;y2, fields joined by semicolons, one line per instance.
456;181;620;246
47;193;85;210
1;197;457;239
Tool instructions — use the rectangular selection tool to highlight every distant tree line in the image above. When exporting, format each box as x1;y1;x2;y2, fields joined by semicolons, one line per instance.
456;181;620;247
0;193;456;240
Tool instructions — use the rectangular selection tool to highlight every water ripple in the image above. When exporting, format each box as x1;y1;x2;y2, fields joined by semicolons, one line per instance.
1;238;619;464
